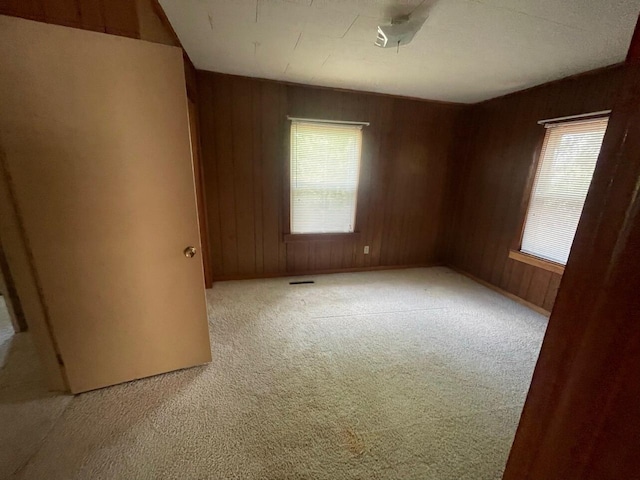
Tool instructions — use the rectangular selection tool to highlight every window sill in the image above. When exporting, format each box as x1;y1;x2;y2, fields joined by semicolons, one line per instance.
284;232;361;243
509;250;565;275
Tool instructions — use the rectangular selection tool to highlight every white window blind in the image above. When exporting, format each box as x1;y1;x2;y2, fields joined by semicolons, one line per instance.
290;121;362;234
520;117;608;265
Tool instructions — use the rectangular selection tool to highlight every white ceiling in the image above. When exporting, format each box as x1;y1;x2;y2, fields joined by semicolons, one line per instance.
159;0;640;103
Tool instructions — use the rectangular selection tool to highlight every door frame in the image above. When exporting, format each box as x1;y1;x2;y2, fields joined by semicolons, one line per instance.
0;145;67;390
0;240;27;332
188;98;213;288
0;16;211;392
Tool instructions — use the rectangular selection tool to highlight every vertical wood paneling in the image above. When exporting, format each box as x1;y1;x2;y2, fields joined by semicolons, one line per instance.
211;76;239;276
0;0;168;41
503;56;640;480
358;99;377;268
542;273;562;312
2;2;207;282
252;83;264;275
1;0;144;38
188;98;212;287
9;1;620;307
447;65;625;311
197;75;224;278
260;82;287;274
1;0;198;98
0;0;44;20
78;0;104;32
368;97;394;269
0;0;136;35
277;85;289;273
197;72;462;280
42;0;80;27
527;269;552;307
231;79;256;275
101;0;138;37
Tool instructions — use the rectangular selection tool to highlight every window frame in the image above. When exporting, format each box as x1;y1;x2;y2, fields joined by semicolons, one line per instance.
283;118;365;242
510;113;609;273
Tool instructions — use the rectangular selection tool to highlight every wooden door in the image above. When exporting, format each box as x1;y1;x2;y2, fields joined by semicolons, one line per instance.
0;16;211;393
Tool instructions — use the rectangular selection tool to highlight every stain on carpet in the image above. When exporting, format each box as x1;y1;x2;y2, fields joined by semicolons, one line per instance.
344;427;366;457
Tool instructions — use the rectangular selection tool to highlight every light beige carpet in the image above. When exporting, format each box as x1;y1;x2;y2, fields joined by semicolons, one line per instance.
0;267;547;479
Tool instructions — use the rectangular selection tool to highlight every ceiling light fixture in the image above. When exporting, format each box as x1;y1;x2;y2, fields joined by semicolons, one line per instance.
375;14;426;51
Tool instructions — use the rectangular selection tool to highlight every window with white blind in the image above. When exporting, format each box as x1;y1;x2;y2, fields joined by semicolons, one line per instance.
290;120;362;234
520;117;608;265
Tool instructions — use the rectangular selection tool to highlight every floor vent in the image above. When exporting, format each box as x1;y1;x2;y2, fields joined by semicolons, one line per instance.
289;280;315;285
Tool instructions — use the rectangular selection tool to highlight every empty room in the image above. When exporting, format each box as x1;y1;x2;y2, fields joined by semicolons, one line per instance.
0;1;639;479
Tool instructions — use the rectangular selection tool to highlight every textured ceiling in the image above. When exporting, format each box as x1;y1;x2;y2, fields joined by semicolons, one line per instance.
159;0;640;103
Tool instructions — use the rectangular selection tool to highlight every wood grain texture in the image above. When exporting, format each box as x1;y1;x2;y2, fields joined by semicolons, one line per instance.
197;71;463;280
449;267;550;317
0;0;198;100
1;2;206;283
284;233;361;243
446;65;626;310
0;0;134;36
188;98;212;288
503;50;640;480
508;250;564;275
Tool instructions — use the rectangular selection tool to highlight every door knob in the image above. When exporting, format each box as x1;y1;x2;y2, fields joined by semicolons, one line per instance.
184;246;197;258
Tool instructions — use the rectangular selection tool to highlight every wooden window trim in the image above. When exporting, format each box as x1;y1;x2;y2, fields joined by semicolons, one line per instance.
283;118;291;236
512;125;546;253
508;249;565;275
283;232;361;243
512;113;608;271
284;118;363;238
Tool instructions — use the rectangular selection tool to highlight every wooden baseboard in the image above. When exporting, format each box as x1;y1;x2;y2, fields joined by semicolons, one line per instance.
211;263;443;282
211;263;551;317
448;265;551;317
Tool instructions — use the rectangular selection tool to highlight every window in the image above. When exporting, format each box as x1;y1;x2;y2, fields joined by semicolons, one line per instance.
289;120;362;234
519;117;608;265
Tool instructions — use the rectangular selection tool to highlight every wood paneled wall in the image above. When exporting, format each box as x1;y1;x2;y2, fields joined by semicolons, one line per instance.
0;0;210;284
503;55;640;480
445;65;626;312
197;71;463;280
2;1;627;311
0;0;197;98
0;0;139;37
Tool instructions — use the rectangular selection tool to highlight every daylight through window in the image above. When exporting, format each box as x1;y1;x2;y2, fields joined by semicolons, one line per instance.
520;117;608;264
290;121;362;234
